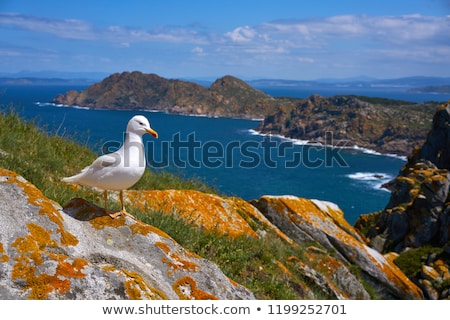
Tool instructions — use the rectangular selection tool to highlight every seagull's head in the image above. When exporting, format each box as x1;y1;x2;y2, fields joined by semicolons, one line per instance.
128;115;158;138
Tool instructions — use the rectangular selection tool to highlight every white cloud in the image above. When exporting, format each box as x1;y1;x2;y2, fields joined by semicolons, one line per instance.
191;46;206;56
297;57;315;64
0;13;207;45
225;26;257;42
0;13;96;40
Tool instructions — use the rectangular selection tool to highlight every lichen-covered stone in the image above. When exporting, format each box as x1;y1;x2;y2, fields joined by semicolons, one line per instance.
252;195;423;299
125;189;293;242
0;168;255;300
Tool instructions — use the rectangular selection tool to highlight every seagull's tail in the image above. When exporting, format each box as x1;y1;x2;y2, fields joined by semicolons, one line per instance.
61;174;82;184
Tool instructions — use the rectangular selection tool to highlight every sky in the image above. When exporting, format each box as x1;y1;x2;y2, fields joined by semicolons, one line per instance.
0;0;450;80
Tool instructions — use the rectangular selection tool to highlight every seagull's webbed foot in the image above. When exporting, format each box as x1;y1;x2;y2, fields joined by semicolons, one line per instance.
104;190;137;221
108;209;137;221
108;210;123;219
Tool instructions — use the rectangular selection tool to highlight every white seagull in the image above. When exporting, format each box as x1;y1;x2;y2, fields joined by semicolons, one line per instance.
62;115;158;218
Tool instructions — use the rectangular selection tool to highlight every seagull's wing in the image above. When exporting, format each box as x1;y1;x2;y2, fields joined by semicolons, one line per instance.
91;153;121;168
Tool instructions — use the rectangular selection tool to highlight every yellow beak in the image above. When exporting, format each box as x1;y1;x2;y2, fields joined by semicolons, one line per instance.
146;128;158;138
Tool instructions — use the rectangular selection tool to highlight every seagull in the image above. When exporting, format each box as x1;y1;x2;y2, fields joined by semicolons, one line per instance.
62;115;158;218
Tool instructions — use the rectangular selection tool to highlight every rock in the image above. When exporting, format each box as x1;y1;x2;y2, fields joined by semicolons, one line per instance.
0;169;255;300
421;265;440;281
357;102;450;253
256;95;438;156
251;195;423;299
354;101;450;300
418;279;439;300
302;247;370;299
125;189;292;242
417;102;450;169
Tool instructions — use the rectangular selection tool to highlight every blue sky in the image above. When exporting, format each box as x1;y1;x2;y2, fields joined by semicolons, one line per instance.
1;0;449;80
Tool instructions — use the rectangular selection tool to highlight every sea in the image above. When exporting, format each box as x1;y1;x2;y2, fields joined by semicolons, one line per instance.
1;84;449;224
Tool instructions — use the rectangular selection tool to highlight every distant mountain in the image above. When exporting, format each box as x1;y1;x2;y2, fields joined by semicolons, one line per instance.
52;71;279;119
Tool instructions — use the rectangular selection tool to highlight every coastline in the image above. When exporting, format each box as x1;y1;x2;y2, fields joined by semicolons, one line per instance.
36;101;407;161
248;128;408;161
36;101;264;122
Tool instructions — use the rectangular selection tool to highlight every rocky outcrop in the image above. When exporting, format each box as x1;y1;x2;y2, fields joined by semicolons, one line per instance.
256;94;438;156
52;72;277;119
0;168;424;299
128;190;422;299
355;101;450;299
0;168;254;299
250;196;422;299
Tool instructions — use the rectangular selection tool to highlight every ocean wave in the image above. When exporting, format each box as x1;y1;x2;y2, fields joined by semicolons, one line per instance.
35;102;90;110
247;129;407;160
247;129;312;145
346;172;393;192
349;145;407;160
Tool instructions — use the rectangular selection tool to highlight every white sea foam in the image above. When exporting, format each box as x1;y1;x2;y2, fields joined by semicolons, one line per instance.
248;129;408;160
248;129;312;145
346;172;393;192
35;102;90;110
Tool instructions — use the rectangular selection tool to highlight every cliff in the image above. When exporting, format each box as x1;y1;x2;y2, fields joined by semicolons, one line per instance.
52;71;278;119
355;101;450;299
256;94;438;156
0;168;422;299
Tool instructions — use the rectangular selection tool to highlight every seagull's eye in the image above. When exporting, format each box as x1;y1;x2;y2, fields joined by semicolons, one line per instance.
138;121;144;125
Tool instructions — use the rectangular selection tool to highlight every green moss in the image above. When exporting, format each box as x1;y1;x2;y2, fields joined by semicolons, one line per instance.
394;246;444;279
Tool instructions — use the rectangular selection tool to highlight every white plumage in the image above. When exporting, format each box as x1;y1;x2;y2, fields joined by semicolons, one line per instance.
62;115;158;218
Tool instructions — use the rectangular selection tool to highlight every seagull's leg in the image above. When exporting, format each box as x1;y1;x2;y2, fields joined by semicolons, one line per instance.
120;190;127;213
119;190;137;220
106;190;122;219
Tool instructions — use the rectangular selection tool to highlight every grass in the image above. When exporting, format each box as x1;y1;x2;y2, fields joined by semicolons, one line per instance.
394;246;444;279
0;109;374;299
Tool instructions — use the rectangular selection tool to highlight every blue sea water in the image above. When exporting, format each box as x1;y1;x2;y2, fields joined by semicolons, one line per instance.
1;84;449;224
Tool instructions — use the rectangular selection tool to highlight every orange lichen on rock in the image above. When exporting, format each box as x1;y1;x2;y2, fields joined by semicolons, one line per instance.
122;269;167;300
89;214;128;230
1;168;78;247
173;276;218;300
10;222;88;299
64;197;172;239
0;242;9;263
126;190;258;238
257;196;424;299
129;220;171;239
155;241;201;275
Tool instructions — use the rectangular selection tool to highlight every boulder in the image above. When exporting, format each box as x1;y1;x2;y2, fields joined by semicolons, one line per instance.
251;196;423;299
0;169;255;300
125;189;293;242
